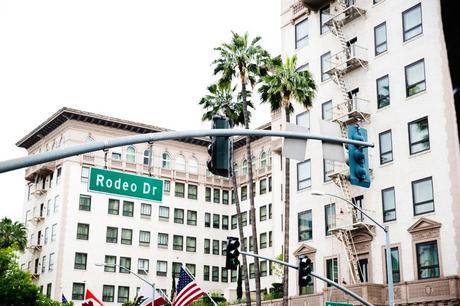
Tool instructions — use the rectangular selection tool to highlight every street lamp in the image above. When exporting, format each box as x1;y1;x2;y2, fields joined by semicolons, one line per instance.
95;263;169;305
311;190;395;306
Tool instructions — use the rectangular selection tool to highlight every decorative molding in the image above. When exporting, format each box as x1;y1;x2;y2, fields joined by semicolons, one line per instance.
291;1;310;24
293;243;317;257
408;217;441;234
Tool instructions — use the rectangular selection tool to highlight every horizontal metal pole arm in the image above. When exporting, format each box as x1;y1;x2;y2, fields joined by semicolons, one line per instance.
241;251;373;306
0;129;373;174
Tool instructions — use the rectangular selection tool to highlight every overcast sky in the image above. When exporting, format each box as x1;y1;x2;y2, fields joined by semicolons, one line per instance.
0;1;281;222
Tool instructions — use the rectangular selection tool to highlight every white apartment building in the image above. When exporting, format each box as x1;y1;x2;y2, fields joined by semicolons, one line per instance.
18;108;278;305
278;0;460;304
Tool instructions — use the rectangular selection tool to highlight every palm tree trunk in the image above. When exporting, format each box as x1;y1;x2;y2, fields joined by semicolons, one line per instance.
232;169;251;306
282;107;291;306
241;81;261;306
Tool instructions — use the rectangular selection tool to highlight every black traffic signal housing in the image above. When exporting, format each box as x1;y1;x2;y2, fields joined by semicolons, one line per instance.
298;255;312;287
347;125;371;188
225;236;240;270
207;116;232;177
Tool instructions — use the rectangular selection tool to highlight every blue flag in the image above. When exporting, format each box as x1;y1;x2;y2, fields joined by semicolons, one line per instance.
62;294;68;304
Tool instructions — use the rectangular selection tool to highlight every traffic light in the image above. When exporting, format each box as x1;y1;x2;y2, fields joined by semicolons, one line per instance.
225;236;240;270
347;125;371;188
298;255;312;287
207;116;231;177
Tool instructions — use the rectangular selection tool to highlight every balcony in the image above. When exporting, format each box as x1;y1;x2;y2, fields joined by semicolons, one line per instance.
325;4;366;29
29;215;45;225
332;97;371;125
25;161;56;182
326;44;368;76
300;0;332;11
27;244;42;253
31;188;47;197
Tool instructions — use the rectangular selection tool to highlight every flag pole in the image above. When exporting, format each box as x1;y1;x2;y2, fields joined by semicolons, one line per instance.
181;264;218;306
158;287;172;304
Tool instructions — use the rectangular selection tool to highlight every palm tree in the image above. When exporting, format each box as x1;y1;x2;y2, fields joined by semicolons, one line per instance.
199;83;252;306
0;217;27;251
259;55;316;306
213;32;271;306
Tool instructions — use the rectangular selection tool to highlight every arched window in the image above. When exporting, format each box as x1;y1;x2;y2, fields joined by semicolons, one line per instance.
251;155;256;170
175;154;186;172
188;157;198;174
143;149;151;166
126;146;136;163
233;163;238;177
242;160;248;175
260;151;267;168
161;152;171;169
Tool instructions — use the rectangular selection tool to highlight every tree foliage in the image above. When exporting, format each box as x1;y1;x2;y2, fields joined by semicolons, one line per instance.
0;217;27;251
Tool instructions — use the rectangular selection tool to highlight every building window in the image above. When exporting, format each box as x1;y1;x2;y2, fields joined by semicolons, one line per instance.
321;52;331;82
117;286;130;303
173;235;183;251
222;240;227;256
138;258;149;274
56;168;62;185
212;266;219;282
231;269;237;282
205;187;211;202
126;146;136;163
158;233;168;248
416;241;439;279
108;199;119;215
74;252;87;270
188;158;198;174
188;184;198;200
222;215;229;230
174;208;184;224
205;213;211;227
79;195;91;211
161;152;171;169
249;263;255;279
140;203;152;217
81;166;89;182
374;22;387;55
242;160;248;175
157;261;167;276
298;210;312;241
379;130;393;164
187;210;197;226
260;232;268;249
320;5;330;34
139;231;150;245
186;237;197;252
382;187;396;222
172;262;181;277
159;206;169;221
376;75;390;108
213;188;221;203
143;149;151;166
408;116;430;154
405;59;426;97
402;3;422;42
259;179;267;195
326;258;339;286
41;256;46;273
72;283;85;300
54;195;60;213
106;227;118;243
51;223;57;241
296;111;310;131
323;159;334;182
175;182;185;198
175;154;186;172
213;214;220;229
119;257;131;273
122;201;134;217
76;223;89;240
231;215;237;229
241;212;248;227
164;180;171;192
104;256;116;272
358;258;369;282
186;263;196;277
325;203;336;236
121;228;133;245
297;160;311;190
260;206;267;221
241;186;247;201
321;100;333;121
222;190;229;204
295;18;308;49
385;247;401;283
412;177;434;215
102;285;115;302
221;267;229;282
212;240;220;255
204;239;210;254
203;265;210;281
48;253;55;271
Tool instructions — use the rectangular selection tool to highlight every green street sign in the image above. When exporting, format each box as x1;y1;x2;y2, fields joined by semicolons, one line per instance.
325;302;353;306
89;167;163;202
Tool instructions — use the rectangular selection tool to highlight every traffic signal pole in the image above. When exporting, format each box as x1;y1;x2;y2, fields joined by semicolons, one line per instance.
0;129;373;174
240;251;373;306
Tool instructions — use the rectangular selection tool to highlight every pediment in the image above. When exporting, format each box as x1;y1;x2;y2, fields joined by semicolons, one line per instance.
407;217;441;234
293;243;317;257
352;232;373;244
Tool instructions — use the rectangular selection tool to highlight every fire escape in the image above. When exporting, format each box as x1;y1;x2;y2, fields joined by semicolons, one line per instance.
324;0;372;285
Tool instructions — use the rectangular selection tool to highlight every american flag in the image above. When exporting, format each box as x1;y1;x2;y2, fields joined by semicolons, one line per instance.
172;266;204;306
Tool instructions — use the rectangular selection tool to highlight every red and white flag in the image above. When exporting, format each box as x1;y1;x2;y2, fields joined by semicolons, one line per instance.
134;283;167;306
172;266;204;306
81;289;104;306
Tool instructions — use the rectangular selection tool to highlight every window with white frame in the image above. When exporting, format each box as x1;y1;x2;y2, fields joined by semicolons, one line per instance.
156;260;167;276
242;160;248;175
175;154;186;172
161;152;171;169
260;151;267;168
297;160;311;190
51;224;57;241
296;111;310;131
139;230;150;245
138;258;149;274
143;149;151;166
188;157;198;174
321;52;331;82
322;100;333;120
126;146;136;163
159;206;169;220
140;203;151;217
158;233;168;248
